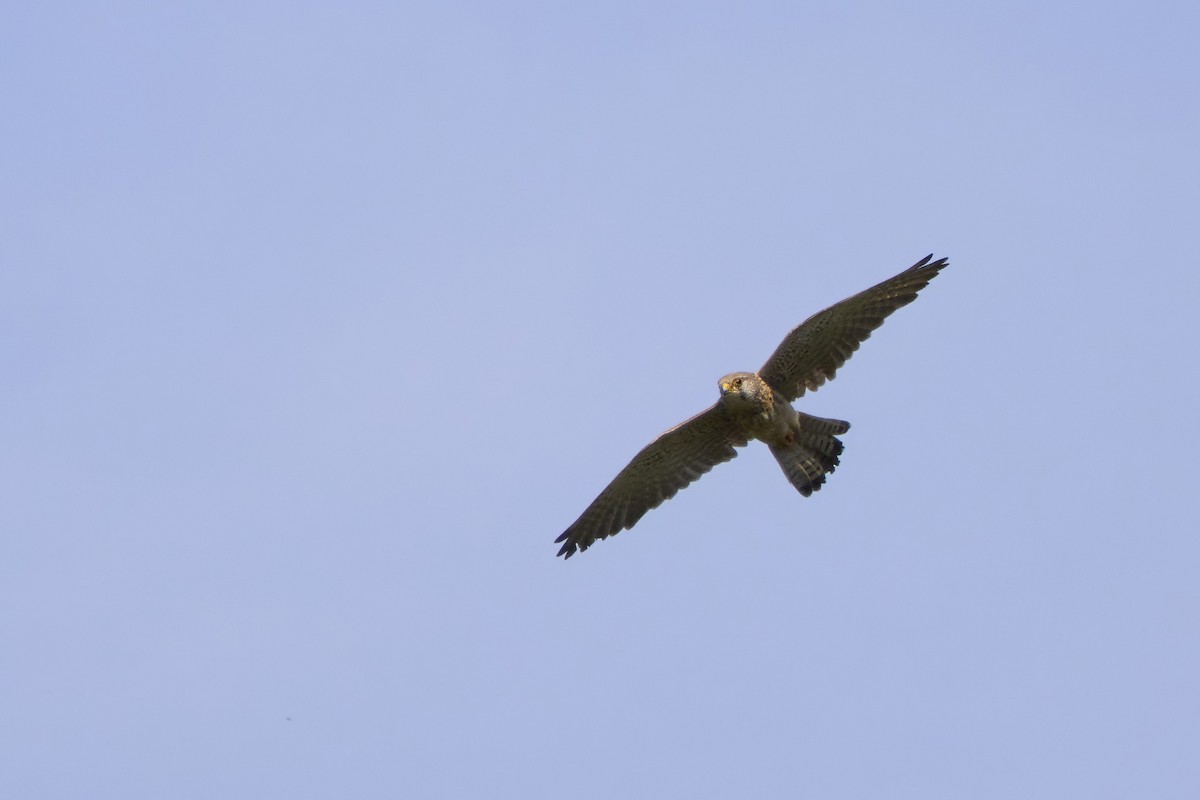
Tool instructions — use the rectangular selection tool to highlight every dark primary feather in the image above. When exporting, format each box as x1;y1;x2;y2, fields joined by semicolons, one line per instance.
555;403;749;558
759;254;950;401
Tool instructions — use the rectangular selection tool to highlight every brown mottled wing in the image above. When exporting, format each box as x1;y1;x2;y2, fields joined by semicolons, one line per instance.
555;403;748;559
759;254;950;401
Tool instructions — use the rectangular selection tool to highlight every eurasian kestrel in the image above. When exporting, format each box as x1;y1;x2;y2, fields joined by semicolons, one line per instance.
554;253;950;559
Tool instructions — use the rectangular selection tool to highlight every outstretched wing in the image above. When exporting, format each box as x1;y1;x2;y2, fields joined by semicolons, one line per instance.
759;254;950;401
555;403;748;558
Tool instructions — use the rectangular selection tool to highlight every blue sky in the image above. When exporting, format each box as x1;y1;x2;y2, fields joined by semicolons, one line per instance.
3;2;1198;797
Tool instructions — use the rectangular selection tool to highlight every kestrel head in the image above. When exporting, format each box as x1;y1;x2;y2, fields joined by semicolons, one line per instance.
718;372;769;412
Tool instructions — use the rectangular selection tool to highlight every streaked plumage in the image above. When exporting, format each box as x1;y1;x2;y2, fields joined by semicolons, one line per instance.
555;254;950;559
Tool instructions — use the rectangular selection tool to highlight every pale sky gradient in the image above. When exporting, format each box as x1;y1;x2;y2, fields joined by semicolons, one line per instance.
3;2;1198;798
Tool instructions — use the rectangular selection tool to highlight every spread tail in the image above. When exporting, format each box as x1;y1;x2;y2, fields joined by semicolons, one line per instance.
769;413;850;496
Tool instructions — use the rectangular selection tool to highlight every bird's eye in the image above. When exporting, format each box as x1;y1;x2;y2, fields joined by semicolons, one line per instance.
732;377;742;389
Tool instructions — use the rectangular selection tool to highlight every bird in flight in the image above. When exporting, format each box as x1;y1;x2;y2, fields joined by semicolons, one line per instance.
554;253;950;559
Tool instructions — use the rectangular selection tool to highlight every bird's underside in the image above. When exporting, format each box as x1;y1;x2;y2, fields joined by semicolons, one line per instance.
554;253;950;558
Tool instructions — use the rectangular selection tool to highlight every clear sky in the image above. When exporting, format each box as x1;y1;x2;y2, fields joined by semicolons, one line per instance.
3;2;1198;797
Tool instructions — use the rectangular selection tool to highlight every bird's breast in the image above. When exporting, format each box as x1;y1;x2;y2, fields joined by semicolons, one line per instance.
722;389;796;445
